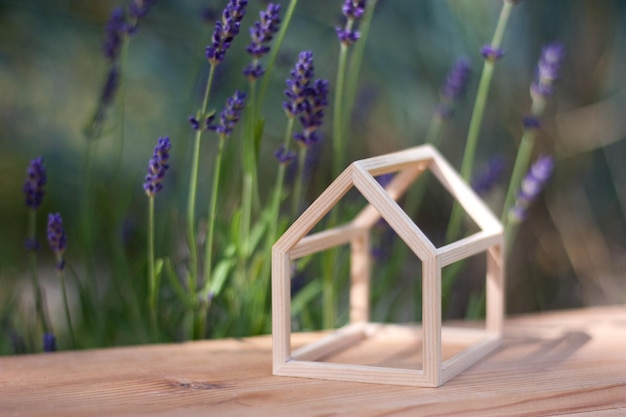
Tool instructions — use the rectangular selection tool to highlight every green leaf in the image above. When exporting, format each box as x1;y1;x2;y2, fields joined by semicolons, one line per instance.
163;257;195;309
254;117;265;159
209;258;236;298
292;279;323;316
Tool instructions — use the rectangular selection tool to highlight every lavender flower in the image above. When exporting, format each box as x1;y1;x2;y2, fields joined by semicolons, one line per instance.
522;115;541;129
144;137;172;197
47;213;67;271
480;45;504;62
336;0;366;47
293;79;329;147
274;146;296;165
206;0;248;65
23;157;47;210
129;0;157;20
208;91;247;137
508;155;554;223
531;42;565;102
243;3;281;80
103;7;127;62
283;51;314;118
436;57;471;118
43;333;56;353
472;155;505;196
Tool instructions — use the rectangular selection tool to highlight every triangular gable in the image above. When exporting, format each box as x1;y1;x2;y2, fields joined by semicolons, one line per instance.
275;144;501;258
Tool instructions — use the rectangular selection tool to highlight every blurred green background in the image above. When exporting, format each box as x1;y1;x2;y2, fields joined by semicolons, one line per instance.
1;0;625;351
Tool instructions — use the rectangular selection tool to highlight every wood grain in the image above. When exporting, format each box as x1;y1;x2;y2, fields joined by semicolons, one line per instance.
1;307;625;416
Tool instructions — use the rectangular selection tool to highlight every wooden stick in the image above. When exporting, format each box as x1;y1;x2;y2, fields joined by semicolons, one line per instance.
273;144;505;387
290;223;364;260
272;249;291;372
350;229;370;323
352;163;437;260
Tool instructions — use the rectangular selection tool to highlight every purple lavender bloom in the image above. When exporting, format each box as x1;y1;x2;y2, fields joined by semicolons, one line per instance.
283;51;314;118
129;0;157;20
522;115;541;129
47;213;67;271
103;7;127;61
531;42;565;101
23;157;47;210
472;155;505;196
336;0;366;47
188;115;201;131
480;44;505;62
43;333;56;353
293;79;329;147
206;0;248;65
508;155;555;223
208;91;247;137
436;57;471;118
243;3;280;80
274;146;296;165
126;0;157;35
144;137;172;197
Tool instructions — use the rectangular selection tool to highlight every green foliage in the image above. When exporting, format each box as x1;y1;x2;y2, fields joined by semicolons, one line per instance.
2;0;625;354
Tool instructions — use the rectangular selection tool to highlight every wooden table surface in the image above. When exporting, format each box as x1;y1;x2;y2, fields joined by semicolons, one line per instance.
1;307;625;416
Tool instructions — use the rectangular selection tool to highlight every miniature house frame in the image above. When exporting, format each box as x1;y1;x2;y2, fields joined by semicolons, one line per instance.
272;144;504;387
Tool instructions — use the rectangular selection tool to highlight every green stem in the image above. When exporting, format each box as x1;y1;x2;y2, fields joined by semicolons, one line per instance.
186;64;216;295
196;134;227;339
27;209;49;334
445;0;514;244
291;145;307;217
333;42;349;176
241;79;258;259
268;118;296;243
58;265;76;348
204;134;227;287
257;0;299;108
342;0;378;140
501;130;536;225
147;195;157;338
502;130;537;251
255;118;296;330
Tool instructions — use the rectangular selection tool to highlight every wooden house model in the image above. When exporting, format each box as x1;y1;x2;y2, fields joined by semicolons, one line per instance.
272;145;504;387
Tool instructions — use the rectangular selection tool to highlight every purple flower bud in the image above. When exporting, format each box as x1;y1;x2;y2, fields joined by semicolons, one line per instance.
522;115;541;129
436;57;471;118
530;42;565;101
245;3;280;64
508;155;554;223
103;7;127;62
144;137;172;196
128;0;156;20
293;79;329;148
206;0;248;65
480;44;505;61
188;116;201;131
47;213;67;271
43;333;56;353
23;157;47;210
274;146;296;165
208;91;247;137
243;63;265;80
335;27;360;47
283;51;314;118
336;0;366;46
472;155;505;196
